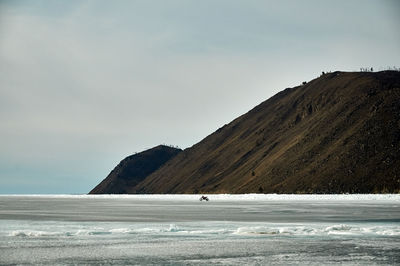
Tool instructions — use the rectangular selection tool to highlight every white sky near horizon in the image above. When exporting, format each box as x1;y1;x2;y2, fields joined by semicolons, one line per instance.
0;0;399;194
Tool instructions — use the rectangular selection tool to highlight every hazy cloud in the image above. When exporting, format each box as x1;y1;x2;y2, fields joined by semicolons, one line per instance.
1;0;399;193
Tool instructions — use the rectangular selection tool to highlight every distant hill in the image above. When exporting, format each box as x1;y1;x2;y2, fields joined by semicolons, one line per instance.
89;145;182;194
131;71;400;194
91;71;400;194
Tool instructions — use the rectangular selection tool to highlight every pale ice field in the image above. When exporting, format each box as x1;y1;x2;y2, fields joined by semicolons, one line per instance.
0;194;399;265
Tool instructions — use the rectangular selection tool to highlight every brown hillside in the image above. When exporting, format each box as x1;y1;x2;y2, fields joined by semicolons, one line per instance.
89;145;181;194
131;71;400;194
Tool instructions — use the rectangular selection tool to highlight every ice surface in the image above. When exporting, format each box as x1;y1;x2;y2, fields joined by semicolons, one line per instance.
6;221;399;239
4;224;400;239
0;194;399;265
2;193;399;201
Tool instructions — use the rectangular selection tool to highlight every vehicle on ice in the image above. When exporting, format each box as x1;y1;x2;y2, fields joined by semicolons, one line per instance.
199;196;209;201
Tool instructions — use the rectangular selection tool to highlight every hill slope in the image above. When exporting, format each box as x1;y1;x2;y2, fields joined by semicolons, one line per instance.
89;145;182;194
130;71;400;194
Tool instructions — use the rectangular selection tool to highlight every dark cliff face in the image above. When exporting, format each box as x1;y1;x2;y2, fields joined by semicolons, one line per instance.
131;71;400;194
89;145;182;194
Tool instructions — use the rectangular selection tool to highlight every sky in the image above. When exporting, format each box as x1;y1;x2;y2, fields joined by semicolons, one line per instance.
1;0;399;194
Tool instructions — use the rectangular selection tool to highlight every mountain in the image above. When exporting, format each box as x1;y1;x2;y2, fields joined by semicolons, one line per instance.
89;145;182;194
129;71;400;194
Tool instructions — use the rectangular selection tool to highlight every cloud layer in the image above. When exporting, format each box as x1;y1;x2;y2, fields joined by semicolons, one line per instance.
1;0;399;193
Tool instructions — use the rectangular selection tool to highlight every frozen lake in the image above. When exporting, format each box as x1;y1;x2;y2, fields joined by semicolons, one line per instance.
0;194;399;265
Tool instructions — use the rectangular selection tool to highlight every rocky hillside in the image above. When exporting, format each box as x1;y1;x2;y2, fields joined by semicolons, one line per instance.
89;145;181;194
129;71;400;194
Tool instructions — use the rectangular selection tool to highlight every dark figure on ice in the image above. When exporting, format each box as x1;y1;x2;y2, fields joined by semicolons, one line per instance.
199;196;209;201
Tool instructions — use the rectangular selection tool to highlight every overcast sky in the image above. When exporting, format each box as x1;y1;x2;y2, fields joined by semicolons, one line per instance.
1;0;399;194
